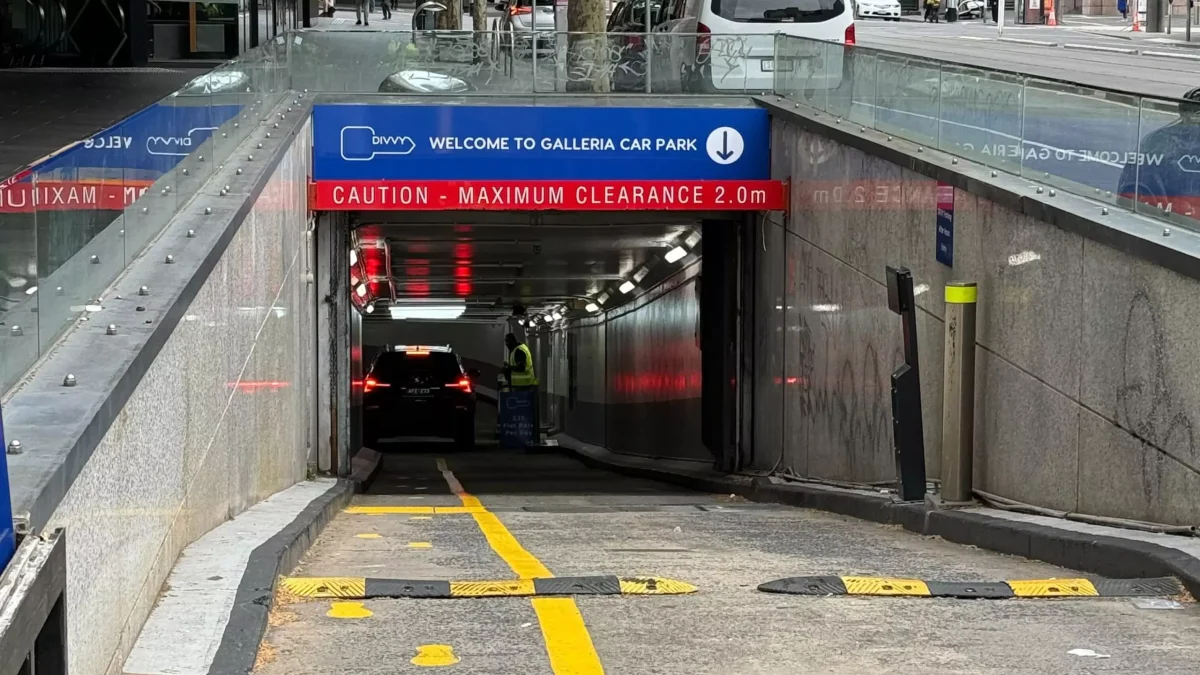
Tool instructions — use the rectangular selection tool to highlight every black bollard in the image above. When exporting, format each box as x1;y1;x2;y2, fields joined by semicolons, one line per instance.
886;266;928;502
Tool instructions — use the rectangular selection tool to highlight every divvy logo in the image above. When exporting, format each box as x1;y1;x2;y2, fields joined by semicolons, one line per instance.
340;126;416;161
146;127;219;157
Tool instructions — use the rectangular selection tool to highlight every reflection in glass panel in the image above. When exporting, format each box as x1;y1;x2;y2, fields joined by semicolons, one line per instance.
936;65;1023;175
1020;79;1140;202
872;54;940;147
1130;96;1200;229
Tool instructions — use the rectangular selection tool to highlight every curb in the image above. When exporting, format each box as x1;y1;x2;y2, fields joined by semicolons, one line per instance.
280;575;698;599
348;447;384;494
206;478;355;675
551;436;1200;598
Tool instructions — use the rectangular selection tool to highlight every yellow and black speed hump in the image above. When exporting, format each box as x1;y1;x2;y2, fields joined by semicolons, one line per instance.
282;575;698;600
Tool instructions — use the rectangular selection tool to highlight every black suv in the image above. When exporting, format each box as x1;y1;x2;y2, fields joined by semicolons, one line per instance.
363;345;479;449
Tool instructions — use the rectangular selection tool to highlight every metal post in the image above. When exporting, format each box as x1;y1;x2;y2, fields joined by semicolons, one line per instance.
886;266;927;502
940;282;977;503
0;403;15;569
1186;0;1192;40
998;0;1005;36
643;0;652;94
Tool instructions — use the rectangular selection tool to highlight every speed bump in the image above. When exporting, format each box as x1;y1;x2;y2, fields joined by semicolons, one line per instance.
758;575;1181;599
281;575;697;599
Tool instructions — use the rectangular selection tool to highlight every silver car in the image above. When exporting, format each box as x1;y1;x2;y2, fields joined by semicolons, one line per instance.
495;0;555;55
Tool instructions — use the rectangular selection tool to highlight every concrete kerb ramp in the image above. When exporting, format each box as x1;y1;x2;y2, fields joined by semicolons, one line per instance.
1;95;317;675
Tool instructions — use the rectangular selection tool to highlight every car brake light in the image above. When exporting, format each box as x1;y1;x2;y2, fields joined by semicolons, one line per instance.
844;24;855;45
697;22;711;57
405;349;430;356
511;5;531;13
364;377;391;394
445;377;473;393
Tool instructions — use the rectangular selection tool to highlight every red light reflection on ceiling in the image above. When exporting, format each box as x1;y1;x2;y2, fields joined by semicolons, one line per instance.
454;264;471;279
404;281;430;296
453;242;473;260
407;242;431;254
455;281;472;297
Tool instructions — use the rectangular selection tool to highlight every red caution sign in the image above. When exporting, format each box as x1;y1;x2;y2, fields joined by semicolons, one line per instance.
0;180;153;213
311;180;788;212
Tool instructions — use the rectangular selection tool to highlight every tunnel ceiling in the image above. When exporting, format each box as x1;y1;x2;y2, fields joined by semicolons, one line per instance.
352;216;700;322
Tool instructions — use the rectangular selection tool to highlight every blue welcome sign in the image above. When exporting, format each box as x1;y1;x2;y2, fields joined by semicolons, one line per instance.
311;104;771;181
31;102;242;178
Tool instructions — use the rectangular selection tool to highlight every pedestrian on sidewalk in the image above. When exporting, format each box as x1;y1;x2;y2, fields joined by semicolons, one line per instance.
378;0;391;19
1117;0;1127;18
925;0;941;21
987;0;998;21
355;0;370;25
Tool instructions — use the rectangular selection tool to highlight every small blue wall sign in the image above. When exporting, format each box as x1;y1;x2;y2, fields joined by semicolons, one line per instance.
935;182;955;267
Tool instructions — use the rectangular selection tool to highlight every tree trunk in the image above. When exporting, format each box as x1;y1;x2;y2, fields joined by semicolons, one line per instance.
471;0;487;62
436;0;463;29
566;0;611;92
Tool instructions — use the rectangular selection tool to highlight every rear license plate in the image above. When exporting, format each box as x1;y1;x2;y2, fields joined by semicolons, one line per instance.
406;388;431;395
761;59;794;73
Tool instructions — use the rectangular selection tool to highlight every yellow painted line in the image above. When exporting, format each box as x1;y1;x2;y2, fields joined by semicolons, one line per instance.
841;576;931;597
344;505;485;515
618;577;700;595
327;601;373;619
412;644;460;667
281;577;366;598
450;579;536;597
1008;578;1098;597
407;542;433;549
355;533;382;539
436;457;604;674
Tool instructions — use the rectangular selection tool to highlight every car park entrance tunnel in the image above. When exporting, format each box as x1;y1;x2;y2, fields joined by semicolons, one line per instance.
313;100;787;475
10;29;1200;675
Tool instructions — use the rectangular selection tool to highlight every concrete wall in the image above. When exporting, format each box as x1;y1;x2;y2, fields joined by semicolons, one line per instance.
765;114;1200;526
540;264;708;463
44;119;314;675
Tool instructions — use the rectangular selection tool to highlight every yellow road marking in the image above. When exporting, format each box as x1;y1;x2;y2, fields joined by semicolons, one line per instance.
450;579;536;597
410;516;432;520
407;542;433;549
355;533;382;539
345;506;485;515
618;577;700;595
436;457;604;674
412;644;460;667
282;577;366;598
1008;579;1098;597
327;601;373;619
841;577;931;597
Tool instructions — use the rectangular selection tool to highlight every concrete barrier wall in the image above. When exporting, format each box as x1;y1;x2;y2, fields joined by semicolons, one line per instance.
43;119;314;675
766;113;1200;526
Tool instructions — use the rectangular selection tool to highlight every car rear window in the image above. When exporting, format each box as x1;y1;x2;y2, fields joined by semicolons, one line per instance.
371;351;462;381
710;0;845;22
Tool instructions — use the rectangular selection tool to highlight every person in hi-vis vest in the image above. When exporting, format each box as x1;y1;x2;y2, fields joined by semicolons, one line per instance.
504;333;538;388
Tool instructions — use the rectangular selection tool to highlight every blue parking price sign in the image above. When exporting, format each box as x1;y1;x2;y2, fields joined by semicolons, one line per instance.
935;182;955;268
0;406;16;570
498;389;536;449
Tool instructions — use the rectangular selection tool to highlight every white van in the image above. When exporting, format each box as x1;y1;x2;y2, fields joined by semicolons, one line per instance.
647;0;853;93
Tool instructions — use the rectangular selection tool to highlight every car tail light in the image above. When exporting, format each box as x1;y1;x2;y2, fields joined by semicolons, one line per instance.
445;377;473;393
404;349;430;356
844;24;856;45
697;22;711;58
364;377;391;394
511;4;531;13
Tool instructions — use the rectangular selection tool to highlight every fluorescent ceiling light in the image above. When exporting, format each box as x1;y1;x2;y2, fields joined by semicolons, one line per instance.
551;311;563;321
585;302;599;313
1007;251;1041;266
389;304;466;320
350;274;360;286
632;267;649;282
355;283;368;298
364;302;375;314
25;286;37;296
597;292;609;304
619;280;636;294
684;230;702;248
664;246;687;263
350;249;358;266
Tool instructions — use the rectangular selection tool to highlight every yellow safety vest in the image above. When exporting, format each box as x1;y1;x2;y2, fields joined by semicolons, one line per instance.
508;343;538;387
